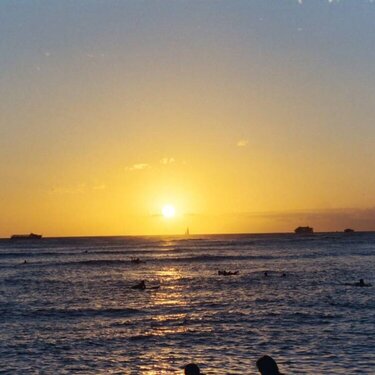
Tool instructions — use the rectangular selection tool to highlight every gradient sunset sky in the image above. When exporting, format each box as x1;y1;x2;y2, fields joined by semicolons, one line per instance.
1;0;375;236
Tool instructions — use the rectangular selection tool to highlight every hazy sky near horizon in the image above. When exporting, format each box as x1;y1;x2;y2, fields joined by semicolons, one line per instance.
1;0;375;236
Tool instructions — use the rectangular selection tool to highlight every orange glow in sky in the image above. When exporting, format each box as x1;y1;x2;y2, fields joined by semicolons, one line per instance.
1;1;375;236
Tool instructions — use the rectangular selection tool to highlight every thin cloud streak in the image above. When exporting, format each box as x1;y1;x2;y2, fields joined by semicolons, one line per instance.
49;184;86;195
236;139;248;147
125;163;150;171
49;183;107;195
160;157;175;165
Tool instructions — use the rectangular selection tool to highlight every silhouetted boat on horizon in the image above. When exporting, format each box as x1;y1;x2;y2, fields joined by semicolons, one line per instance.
294;226;313;234
10;233;42;240
185;227;190;236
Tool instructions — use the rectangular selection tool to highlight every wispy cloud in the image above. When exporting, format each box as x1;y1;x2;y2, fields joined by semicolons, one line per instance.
49;183;107;195
92;184;107;191
125;163;150;171
236;139;248;147
49;183;86;195
160;157;175;165
297;0;341;3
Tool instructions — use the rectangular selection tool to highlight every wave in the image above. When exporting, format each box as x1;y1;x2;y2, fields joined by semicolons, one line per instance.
28;307;142;319
50;259;133;267
165;254;274;262
31;254;277;268
0;245;234;259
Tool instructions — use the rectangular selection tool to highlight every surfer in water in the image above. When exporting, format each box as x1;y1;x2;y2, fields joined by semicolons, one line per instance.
131;280;160;290
218;270;239;276
130;257;144;264
344;279;372;287
355;279;372;287
131;280;146;290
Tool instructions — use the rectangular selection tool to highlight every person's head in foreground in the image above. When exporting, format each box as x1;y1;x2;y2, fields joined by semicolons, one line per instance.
256;355;281;375
184;363;201;375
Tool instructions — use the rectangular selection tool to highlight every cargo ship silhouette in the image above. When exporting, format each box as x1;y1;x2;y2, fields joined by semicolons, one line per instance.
10;233;42;240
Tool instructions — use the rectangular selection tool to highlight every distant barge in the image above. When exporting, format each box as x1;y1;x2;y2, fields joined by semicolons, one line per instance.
294;226;314;234
10;233;42;240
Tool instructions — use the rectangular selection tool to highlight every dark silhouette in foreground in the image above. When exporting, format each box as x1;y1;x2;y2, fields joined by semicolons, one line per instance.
184;363;203;375
218;270;239;276
256;355;283;375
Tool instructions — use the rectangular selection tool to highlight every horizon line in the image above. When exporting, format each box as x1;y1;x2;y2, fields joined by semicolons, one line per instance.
1;230;374;240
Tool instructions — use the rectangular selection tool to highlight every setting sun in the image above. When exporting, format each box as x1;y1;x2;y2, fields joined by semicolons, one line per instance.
1;1;375;374
162;204;175;219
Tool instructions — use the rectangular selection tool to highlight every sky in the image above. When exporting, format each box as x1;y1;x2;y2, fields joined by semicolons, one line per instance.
1;0;375;236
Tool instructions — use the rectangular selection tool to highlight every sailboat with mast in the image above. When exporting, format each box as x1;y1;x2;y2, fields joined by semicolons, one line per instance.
185;227;190;236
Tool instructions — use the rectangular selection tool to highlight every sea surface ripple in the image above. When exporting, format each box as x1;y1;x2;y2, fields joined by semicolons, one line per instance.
0;233;374;374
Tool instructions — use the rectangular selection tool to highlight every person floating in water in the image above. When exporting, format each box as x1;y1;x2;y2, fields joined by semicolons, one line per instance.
218;270;239;276
256;355;283;375
131;280;146;290
344;279;372;287
264;271;268;277
355;279;372;287
131;257;145;264
184;363;203;375
131;280;160;290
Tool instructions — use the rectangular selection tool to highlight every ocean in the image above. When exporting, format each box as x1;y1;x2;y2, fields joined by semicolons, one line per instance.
0;233;374;374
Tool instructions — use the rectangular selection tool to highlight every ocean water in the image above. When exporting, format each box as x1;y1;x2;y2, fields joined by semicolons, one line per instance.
0;233;374;374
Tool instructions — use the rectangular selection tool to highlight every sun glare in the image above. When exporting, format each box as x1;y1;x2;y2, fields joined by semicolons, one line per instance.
162;204;175;219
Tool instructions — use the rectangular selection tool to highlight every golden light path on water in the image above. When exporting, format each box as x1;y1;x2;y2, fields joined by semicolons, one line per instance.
118;267;190;374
